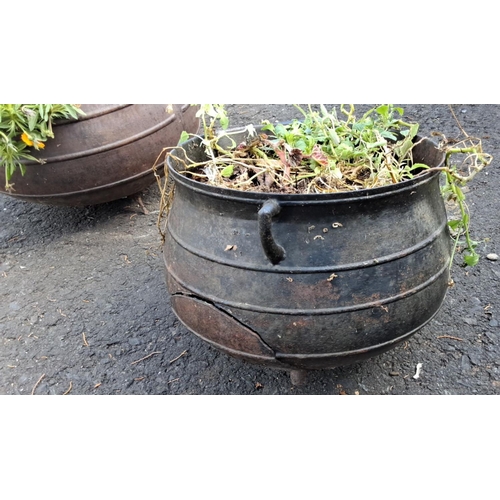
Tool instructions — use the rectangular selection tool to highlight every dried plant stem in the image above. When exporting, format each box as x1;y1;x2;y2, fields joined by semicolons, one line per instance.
131;352;162;366
31;373;45;395
437;335;464;341
169;350;188;364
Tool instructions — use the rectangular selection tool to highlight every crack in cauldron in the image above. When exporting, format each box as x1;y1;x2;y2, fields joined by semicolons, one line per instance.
169;290;285;364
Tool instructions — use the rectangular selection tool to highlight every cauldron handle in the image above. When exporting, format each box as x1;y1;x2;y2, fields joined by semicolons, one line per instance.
258;199;286;265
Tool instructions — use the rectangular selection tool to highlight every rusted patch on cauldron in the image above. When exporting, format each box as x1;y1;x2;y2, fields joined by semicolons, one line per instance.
280;276;342;309
170;295;276;358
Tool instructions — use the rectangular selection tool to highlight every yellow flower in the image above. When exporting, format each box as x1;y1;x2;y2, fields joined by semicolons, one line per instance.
21;132;45;149
21;132;33;146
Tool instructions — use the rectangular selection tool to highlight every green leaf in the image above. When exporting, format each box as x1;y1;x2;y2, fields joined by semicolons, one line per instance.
380;131;398;141
219;115;229;130
454;185;465;202
408;123;419;140
337;141;354;158
261;121;275;134
395;136;414;159
411;163;429;171
221;165;234;178
66;107;80;119
464;253;480;266
28;113;38;131
320;104;329;118
274;123;287;138
329;128;340;146
178;131;190;145
448;219;463;230
376;105;389;119
365;140;387;150
295;138;307;152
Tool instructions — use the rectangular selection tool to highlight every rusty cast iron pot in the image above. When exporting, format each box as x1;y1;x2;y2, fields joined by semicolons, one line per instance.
164;128;452;372
0;104;200;206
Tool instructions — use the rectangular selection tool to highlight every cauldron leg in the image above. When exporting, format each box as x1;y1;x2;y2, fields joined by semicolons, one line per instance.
135;194;150;215
290;370;309;387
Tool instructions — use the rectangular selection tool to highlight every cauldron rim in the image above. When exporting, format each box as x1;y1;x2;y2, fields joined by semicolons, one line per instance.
168;127;445;204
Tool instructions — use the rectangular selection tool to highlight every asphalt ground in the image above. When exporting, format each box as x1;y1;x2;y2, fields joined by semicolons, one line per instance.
1;104;499;396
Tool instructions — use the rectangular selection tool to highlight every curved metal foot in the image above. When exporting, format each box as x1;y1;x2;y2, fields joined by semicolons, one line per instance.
290;370;309;387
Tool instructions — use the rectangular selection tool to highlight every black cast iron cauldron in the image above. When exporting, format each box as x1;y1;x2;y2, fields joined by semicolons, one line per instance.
0;104;200;206
164;128;451;373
